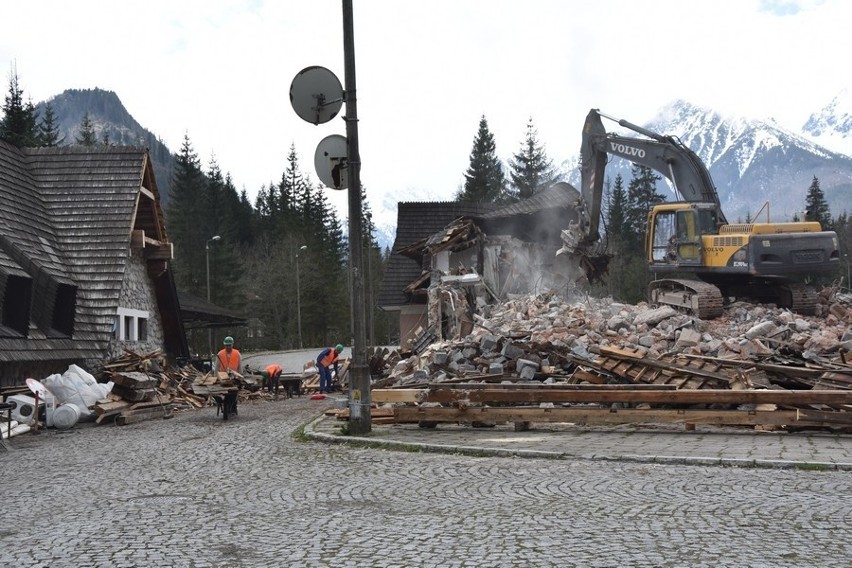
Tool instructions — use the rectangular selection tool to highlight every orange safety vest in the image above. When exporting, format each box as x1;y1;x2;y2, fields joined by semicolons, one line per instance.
265;364;283;377
217;347;242;372
319;348;339;368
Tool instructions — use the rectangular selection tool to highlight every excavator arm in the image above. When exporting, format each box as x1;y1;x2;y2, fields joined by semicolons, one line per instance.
562;109;727;258
585;109;724;213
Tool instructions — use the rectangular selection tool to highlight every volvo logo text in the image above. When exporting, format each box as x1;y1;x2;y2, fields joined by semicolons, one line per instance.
609;142;645;158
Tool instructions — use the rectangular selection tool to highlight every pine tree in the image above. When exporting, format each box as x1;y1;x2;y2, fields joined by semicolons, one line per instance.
279;143;312;232
456;115;507;203
204;157;246;309
625;165;665;250
37;102;64;147
0;67;38;147
508;117;555;200
75;112;97;146
605;174;628;249
166;134;209;296
804;175;832;230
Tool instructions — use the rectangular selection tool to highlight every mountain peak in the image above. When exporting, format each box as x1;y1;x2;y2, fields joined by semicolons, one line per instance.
802;88;852;141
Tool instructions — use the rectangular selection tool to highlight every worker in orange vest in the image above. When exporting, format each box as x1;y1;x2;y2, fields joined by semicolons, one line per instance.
214;336;241;376
316;344;344;394
263;363;284;398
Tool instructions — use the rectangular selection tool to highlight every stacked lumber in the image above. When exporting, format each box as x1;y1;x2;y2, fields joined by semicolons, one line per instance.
95;349;209;425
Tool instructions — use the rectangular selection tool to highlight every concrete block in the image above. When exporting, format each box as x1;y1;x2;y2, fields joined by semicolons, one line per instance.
501;342;525;359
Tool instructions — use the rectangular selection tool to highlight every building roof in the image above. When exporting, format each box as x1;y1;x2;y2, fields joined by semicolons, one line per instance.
178;289;249;330
476;182;581;244
0;140;185;363
478;182;580;220
377;201;497;308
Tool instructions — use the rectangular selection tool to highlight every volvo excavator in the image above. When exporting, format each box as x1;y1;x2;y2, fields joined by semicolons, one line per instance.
560;109;840;318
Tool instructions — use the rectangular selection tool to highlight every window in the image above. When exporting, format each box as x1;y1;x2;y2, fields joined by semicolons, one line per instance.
116;308;150;342
651;211;676;262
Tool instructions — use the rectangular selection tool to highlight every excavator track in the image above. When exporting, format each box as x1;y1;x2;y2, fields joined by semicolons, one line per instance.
648;279;724;319
782;283;817;316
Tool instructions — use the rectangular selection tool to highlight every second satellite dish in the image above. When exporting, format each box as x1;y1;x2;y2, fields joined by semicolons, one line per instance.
290;66;344;125
315;134;348;190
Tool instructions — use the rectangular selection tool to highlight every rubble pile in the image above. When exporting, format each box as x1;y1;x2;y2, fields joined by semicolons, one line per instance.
383;289;852;388
362;288;852;430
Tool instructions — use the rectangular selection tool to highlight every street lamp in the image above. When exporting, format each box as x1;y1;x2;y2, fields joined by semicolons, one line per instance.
206;235;221;361
296;245;308;349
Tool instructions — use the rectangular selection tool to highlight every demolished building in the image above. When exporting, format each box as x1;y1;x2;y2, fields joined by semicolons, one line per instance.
378;183;586;349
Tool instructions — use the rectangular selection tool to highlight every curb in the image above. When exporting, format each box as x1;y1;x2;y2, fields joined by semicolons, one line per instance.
303;415;852;471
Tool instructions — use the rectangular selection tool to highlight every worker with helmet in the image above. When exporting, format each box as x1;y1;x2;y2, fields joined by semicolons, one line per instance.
215;336;242;375
316;343;344;394
262;363;284;399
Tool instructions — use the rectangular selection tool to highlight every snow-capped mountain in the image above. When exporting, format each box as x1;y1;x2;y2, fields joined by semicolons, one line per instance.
566;99;852;222
802;88;852;157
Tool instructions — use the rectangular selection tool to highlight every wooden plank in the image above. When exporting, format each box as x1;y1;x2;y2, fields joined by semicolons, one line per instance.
95;400;131;415
129;398;171;411
374;389;852;406
393;406;847;428
425;383;678;391
115;405;171;426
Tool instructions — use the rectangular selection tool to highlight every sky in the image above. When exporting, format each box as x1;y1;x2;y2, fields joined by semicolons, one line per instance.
1;0;850;232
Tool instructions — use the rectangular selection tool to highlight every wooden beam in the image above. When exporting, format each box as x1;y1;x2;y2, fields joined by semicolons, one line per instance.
393;406;852;428
144;242;173;260
423;383;678;390
373;388;852;406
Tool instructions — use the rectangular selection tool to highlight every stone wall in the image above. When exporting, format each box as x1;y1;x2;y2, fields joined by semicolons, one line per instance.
108;249;166;360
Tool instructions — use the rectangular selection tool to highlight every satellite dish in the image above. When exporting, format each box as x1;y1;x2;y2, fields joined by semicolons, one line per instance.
315;134;349;190
290;66;344;125
25;378;50;400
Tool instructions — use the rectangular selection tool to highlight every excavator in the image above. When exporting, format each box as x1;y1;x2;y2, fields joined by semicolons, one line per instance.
560;109;840;318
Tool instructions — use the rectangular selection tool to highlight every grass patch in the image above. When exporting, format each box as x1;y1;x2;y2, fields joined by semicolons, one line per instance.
795;463;829;472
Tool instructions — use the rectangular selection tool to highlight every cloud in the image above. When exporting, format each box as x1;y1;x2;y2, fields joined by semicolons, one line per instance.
1;0;849;231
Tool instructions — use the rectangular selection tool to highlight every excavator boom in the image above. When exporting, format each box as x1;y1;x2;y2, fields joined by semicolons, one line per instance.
580;109;725;222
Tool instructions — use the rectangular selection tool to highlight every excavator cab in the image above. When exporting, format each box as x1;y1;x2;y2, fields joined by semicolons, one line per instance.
647;203;717;268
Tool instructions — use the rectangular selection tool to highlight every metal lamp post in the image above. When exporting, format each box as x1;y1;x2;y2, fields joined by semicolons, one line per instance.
296;245;308;349
205;235;221;362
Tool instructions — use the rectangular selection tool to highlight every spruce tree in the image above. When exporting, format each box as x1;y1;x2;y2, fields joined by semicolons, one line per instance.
605;174;628;249
37;102;64;147
75;112;97;146
0;67;38;147
204;157;245;309
166;134;208;295
279;143;312;232
625;164;665;250
508;117;555;200
456;115;507;203
804;175;832;230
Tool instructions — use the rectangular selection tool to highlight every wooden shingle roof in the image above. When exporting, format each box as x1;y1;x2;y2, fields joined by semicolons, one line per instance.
0;140;179;363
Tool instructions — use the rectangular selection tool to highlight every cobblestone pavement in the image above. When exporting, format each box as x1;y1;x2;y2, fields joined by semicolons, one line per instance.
2;396;851;568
